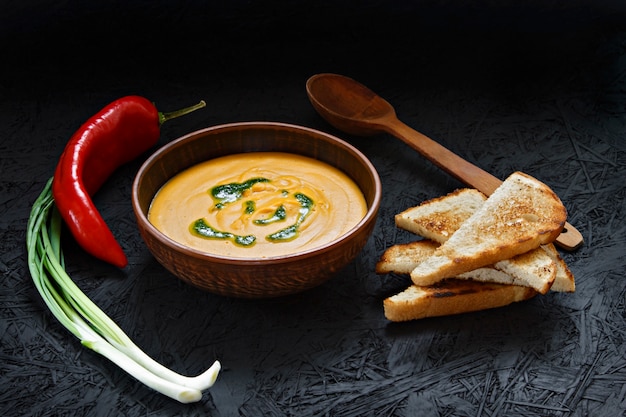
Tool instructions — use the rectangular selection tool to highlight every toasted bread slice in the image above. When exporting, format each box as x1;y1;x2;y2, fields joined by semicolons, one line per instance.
492;252;555;293
409;172;567;286
395;188;486;243
396;187;573;292
376;240;439;275
384;279;537;322
378;240;534;286
541;244;575;292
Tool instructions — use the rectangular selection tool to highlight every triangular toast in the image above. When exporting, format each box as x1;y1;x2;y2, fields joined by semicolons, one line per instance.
541;244;576;292
377;240;527;286
384;280;537;322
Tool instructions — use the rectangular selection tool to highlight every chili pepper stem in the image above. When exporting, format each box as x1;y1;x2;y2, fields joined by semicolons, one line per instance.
159;100;206;125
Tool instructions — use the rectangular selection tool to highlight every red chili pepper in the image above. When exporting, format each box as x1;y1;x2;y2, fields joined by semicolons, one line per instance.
53;96;206;268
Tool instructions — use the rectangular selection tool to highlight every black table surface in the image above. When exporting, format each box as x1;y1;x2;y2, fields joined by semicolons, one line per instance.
2;1;625;416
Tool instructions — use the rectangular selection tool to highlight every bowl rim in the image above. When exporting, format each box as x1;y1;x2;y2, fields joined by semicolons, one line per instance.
132;121;382;265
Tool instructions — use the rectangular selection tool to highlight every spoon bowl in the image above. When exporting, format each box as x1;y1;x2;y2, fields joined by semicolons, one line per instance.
306;73;395;136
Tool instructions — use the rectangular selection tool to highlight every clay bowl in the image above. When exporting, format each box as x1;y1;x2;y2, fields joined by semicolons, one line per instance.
132;122;381;298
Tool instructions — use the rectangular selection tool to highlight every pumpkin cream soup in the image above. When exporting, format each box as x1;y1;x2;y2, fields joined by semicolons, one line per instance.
148;152;367;258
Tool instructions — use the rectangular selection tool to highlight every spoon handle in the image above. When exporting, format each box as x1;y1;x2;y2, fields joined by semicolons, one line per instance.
385;118;583;251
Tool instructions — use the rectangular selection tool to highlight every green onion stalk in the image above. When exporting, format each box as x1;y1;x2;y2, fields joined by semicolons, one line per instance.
26;178;221;403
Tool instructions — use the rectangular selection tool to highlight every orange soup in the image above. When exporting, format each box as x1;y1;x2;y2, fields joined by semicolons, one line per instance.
148;152;367;258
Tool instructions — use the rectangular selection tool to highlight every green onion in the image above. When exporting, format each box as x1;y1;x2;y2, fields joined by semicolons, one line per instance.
26;178;220;403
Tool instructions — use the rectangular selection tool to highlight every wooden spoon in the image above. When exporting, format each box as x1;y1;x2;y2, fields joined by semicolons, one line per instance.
306;73;583;251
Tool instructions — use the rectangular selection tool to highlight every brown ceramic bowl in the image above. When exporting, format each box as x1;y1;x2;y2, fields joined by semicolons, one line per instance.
132;122;381;298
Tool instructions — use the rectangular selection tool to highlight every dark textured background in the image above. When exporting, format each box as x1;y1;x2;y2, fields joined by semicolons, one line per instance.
2;1;625;416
